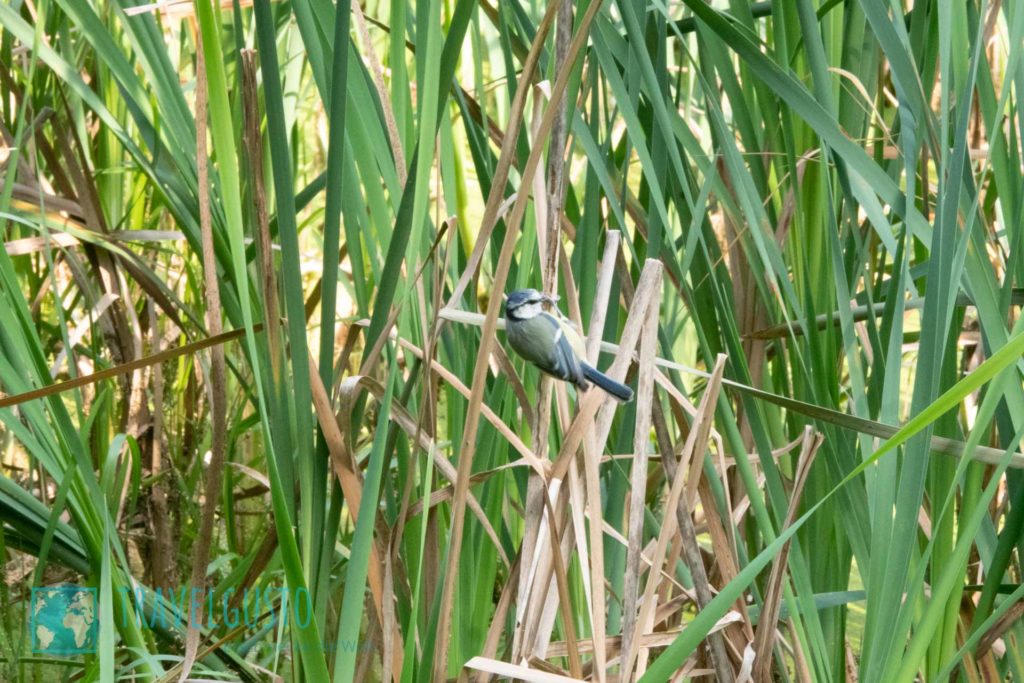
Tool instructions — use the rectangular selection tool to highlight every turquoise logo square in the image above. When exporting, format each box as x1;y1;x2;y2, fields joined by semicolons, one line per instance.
30;585;98;655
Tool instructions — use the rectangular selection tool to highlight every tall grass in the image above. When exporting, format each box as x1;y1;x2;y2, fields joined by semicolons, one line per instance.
1;0;1023;681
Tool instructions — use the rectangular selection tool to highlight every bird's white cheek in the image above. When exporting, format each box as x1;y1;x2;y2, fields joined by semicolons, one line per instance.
515;302;544;319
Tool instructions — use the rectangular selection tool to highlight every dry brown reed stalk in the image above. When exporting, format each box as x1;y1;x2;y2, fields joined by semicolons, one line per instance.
974;599;1024;667
549;262;663;482
550;231;619;664
547;0;573;229
514;467;544;660
519;88;558;664
688;429;751;651
229;53;290;657
518;472;577;663
474;556;523;680
381;548;398;683
584;231;621;362
541;490;584;678
179;29;226;682
0;324;254;409
530;245;604;670
241;50;283;385
432;0;603;676
752;427;823;681
787;620;814;682
515;76;583;668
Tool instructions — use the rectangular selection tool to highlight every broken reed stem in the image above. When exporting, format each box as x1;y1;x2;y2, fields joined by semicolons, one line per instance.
620;272;663;680
549;261;663;482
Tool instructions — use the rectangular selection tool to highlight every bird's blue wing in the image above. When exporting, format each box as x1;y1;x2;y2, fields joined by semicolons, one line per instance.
539;313;587;388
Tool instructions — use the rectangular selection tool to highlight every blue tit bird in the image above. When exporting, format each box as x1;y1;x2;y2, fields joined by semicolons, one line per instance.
504;288;634;403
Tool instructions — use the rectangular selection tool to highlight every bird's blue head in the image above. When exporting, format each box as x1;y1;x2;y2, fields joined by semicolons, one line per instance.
505;288;546;320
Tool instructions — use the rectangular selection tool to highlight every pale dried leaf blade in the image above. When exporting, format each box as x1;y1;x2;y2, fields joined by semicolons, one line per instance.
307;356;403;674
464;656;586;683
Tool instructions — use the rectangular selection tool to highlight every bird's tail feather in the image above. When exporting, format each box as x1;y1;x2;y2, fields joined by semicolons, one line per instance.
581;364;633;403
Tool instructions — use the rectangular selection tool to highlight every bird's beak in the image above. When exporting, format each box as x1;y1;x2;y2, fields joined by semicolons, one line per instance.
542;293;560;305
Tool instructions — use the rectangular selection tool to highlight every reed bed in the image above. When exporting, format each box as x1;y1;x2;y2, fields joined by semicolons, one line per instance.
0;0;1023;681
